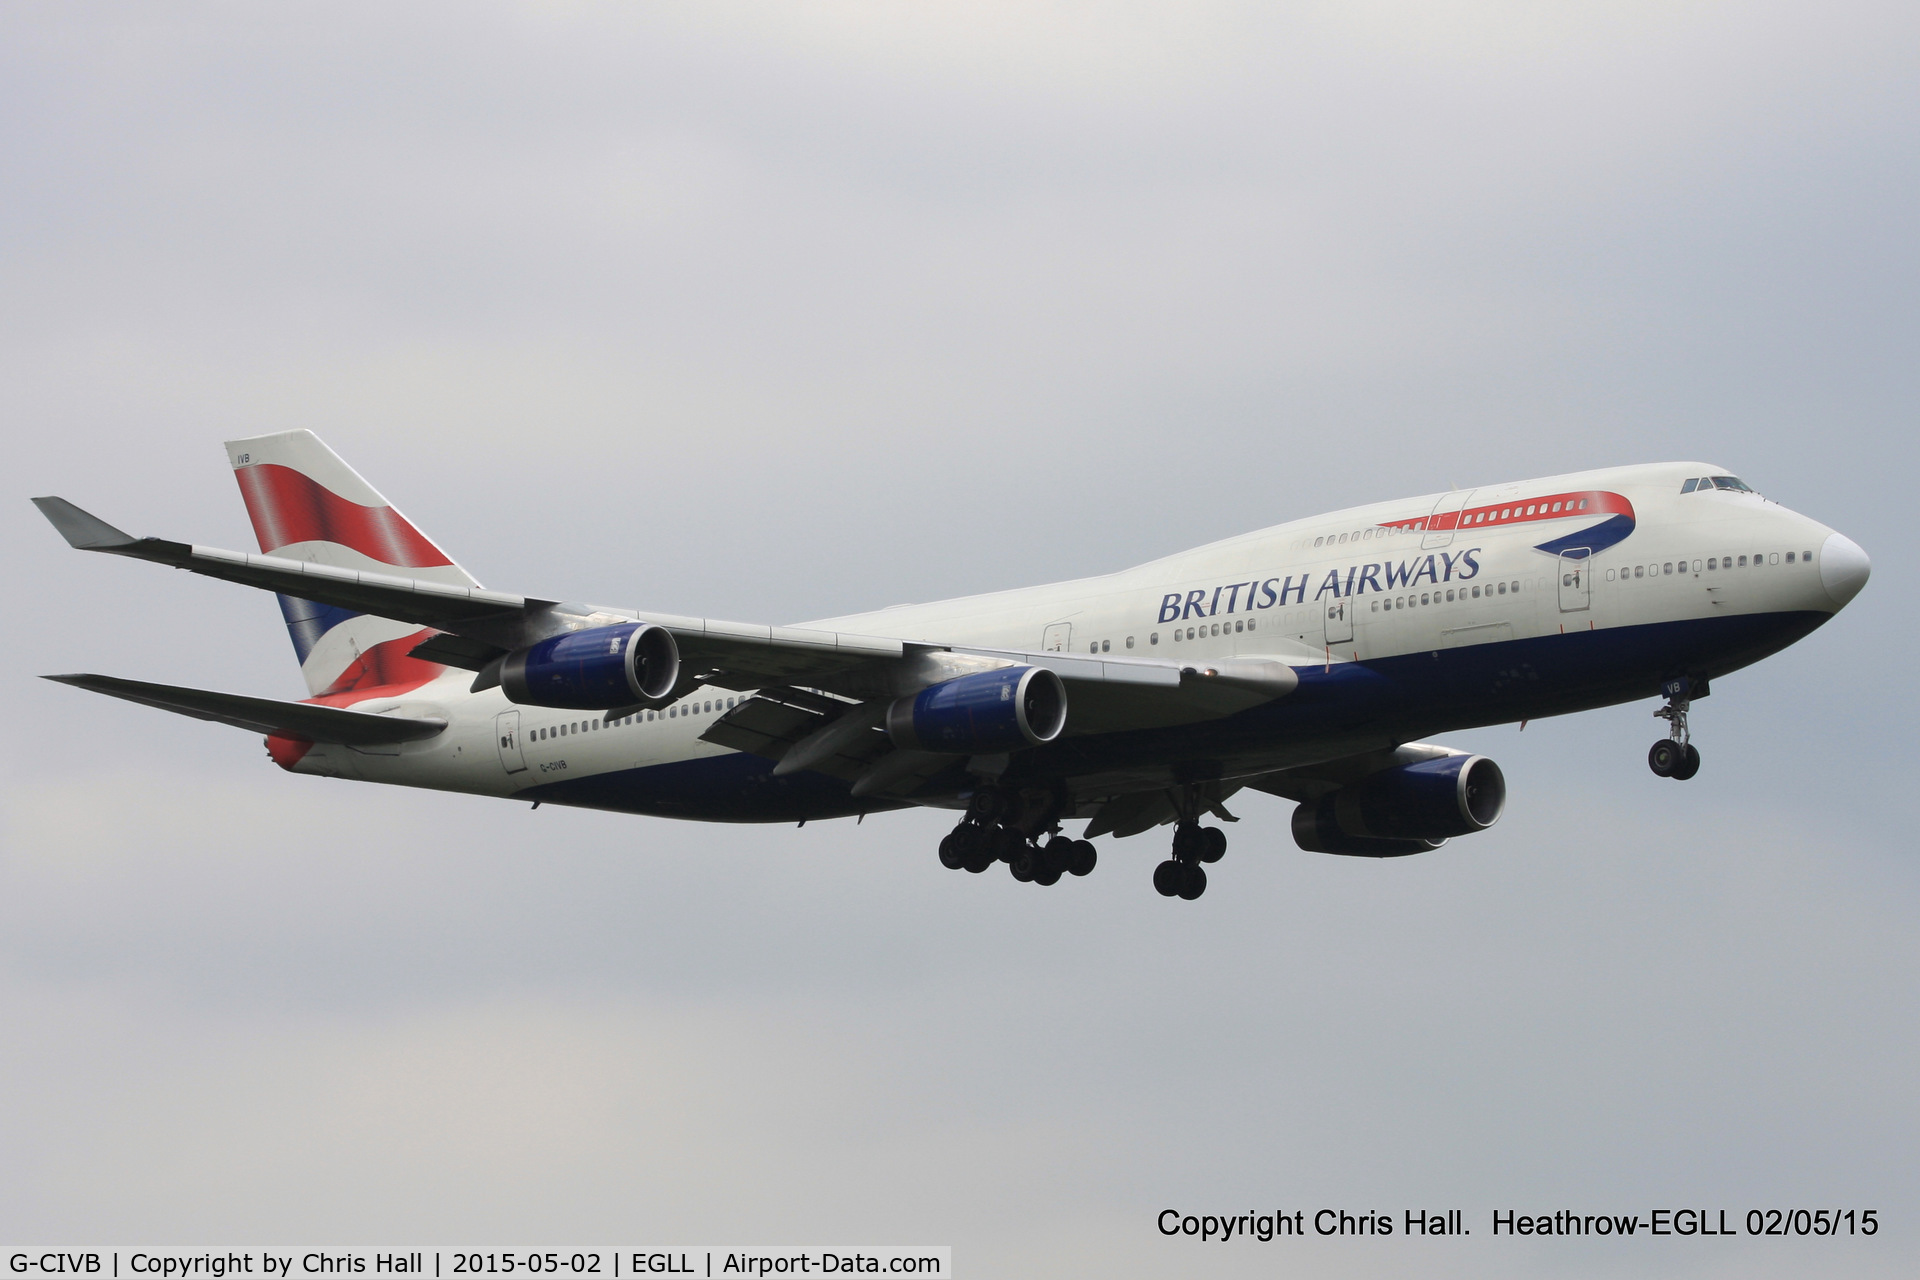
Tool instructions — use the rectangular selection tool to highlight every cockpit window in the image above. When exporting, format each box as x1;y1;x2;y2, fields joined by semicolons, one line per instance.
1683;475;1756;494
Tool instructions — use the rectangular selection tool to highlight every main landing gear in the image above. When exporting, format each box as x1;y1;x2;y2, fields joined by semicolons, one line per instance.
937;788;1096;887
1648;677;1704;781
1153;821;1227;901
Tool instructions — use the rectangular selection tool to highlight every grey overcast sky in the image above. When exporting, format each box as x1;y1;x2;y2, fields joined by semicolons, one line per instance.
3;3;1916;1276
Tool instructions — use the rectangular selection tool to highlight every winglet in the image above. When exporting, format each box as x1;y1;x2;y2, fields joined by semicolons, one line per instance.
32;497;138;550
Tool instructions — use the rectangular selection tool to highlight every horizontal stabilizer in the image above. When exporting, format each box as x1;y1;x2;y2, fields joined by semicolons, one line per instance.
32;496;139;550
43;674;445;744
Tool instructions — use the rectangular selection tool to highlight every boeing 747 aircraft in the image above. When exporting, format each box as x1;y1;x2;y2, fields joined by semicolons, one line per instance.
35;432;1869;900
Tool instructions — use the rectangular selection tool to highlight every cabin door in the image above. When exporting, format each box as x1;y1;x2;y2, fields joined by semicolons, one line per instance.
1042;622;1073;653
1324;597;1353;645
1558;551;1592;612
495;710;528;773
1423;489;1477;549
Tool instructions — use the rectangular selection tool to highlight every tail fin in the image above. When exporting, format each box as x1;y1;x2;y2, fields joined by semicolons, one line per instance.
225;431;474;699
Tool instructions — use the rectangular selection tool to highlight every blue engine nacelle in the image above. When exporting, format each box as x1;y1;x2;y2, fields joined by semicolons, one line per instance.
886;665;1067;754
500;622;680;710
1291;754;1506;857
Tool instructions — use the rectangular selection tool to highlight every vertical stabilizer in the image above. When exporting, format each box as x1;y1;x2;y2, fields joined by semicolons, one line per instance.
225;431;474;699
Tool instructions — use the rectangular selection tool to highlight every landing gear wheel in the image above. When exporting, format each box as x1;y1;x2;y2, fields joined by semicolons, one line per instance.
938;829;970;870
1199;827;1227;863
961;835;996;874
1177;863;1208;900
1648;740;1681;777
1009;854;1037;883
1171;823;1204;861
1065;840;1097;877
992;826;1028;864
1672;743;1702;781
1033;864;1063;886
1152;860;1184;897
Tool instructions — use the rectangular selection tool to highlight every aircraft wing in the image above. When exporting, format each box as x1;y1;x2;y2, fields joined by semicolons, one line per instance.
35;496;1301;721
43;674;446;744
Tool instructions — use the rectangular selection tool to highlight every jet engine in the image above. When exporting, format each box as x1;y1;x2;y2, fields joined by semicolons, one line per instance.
887;665;1067;754
1292;754;1506;856
499;622;680;710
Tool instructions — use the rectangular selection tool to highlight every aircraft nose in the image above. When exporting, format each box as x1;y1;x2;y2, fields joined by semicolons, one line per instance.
1819;532;1871;608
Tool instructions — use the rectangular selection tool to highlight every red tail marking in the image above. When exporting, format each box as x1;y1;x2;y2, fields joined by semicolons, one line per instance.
310;629;447;703
265;734;313;770
235;463;453;567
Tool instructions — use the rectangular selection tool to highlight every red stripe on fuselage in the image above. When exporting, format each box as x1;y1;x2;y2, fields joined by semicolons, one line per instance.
1382;490;1635;534
235;463;453;567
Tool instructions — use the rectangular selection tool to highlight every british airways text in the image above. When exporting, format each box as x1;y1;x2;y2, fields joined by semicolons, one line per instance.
1158;548;1484;623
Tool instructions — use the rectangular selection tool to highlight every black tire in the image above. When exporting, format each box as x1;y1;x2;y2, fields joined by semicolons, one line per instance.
1066;840;1097;877
1199;827;1227;863
938;830;969;870
1177;863;1208;900
1152;859;1184;897
1033;865;1062;886
1171;823;1203;861
1672;743;1702;780
993;826;1027;863
1009;856;1036;883
1648;740;1680;777
962;842;996;874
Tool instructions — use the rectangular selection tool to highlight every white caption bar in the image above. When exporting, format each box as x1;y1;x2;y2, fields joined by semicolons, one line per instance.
4;1252;952;1280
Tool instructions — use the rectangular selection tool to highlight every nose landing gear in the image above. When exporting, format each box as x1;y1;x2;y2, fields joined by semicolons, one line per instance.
1648;677;1704;780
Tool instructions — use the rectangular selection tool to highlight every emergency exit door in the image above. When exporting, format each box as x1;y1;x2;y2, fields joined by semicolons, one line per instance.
1042;622;1073;652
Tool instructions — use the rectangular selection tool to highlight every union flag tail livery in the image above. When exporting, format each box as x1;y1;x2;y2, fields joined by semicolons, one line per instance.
37;438;1871;902
225;431;475;699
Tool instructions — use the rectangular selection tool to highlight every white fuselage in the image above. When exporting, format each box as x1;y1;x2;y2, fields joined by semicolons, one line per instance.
288;461;1858;819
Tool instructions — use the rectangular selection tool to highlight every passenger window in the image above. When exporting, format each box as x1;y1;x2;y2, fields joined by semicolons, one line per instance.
1785;552;1794;564
1101;639;1111;652
1802;549;1813;561
1125;636;1134;648
1247;618;1256;631
1314;537;1324;547
1371;600;1379;612
1606;570;1615;581
1497;582;1506;594
1707;558;1716;570
1150;633;1159;644
1664;563;1673;575
1233;620;1243;633
1471;586;1480;597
